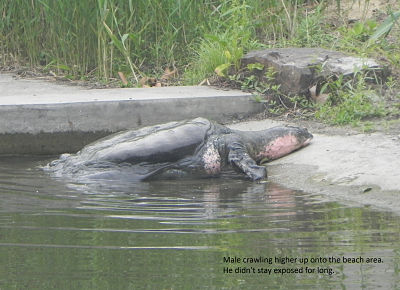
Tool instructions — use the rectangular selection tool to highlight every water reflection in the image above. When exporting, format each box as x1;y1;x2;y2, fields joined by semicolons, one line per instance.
0;156;399;289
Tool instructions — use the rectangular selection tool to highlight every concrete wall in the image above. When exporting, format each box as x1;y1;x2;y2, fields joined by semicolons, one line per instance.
0;81;261;154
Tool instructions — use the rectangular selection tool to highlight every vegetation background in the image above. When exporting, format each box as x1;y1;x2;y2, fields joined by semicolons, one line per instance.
1;0;399;127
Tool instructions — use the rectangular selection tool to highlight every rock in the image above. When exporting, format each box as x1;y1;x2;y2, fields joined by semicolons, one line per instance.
241;48;381;96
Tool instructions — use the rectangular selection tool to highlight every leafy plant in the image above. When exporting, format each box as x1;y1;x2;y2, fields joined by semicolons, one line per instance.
336;20;378;53
233;66;279;95
316;72;386;125
184;0;261;84
246;63;264;71
348;21;377;41
230;64;314;117
368;11;400;45
103;21;140;83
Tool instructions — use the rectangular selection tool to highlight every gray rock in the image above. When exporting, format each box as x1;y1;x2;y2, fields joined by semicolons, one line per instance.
241;48;381;96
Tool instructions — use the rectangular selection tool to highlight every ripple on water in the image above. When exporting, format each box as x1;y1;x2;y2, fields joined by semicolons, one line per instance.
0;156;400;289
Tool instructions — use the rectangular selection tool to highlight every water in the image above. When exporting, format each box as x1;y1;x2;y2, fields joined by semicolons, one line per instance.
0;156;400;289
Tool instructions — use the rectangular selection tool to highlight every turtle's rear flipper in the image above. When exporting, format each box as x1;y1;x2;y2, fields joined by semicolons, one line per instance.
142;168;189;181
140;157;195;181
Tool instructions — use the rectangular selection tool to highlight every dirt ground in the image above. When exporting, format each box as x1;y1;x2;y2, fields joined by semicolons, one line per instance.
325;0;399;22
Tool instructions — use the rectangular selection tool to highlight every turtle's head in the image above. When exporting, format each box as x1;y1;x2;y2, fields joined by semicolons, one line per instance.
252;125;313;162
286;125;313;146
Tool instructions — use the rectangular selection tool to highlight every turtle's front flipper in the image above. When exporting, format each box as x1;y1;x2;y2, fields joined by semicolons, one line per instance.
227;139;267;181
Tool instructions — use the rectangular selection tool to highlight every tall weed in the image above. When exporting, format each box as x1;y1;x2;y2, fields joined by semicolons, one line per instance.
184;0;261;84
1;0;382;83
0;0;215;80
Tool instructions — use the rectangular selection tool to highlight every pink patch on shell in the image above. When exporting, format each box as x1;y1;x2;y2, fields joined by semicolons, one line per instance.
202;143;221;174
256;135;303;161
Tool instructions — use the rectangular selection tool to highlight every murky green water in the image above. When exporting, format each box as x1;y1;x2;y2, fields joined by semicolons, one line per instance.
0;156;399;289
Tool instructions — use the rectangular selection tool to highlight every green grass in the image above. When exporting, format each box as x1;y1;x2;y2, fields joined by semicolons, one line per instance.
1;0;399;128
1;0;215;80
0;0;321;83
183;0;262;84
315;70;387;125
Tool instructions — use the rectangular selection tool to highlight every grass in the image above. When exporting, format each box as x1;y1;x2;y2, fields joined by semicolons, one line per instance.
315;80;386;125
183;0;262;84
1;0;399;126
1;0;217;80
0;0;321;83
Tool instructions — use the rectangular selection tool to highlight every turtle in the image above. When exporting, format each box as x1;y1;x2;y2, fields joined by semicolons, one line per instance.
47;117;313;181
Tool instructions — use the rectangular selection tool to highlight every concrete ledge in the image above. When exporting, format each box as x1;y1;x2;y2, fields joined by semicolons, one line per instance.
0;74;260;154
0;131;109;156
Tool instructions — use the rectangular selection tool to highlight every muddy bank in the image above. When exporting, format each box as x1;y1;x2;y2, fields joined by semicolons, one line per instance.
229;119;400;213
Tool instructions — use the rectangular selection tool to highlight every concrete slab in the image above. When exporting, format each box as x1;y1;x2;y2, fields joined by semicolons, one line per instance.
0;73;260;154
0;74;251;104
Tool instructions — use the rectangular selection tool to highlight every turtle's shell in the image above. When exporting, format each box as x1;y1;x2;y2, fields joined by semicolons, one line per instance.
78;117;213;164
